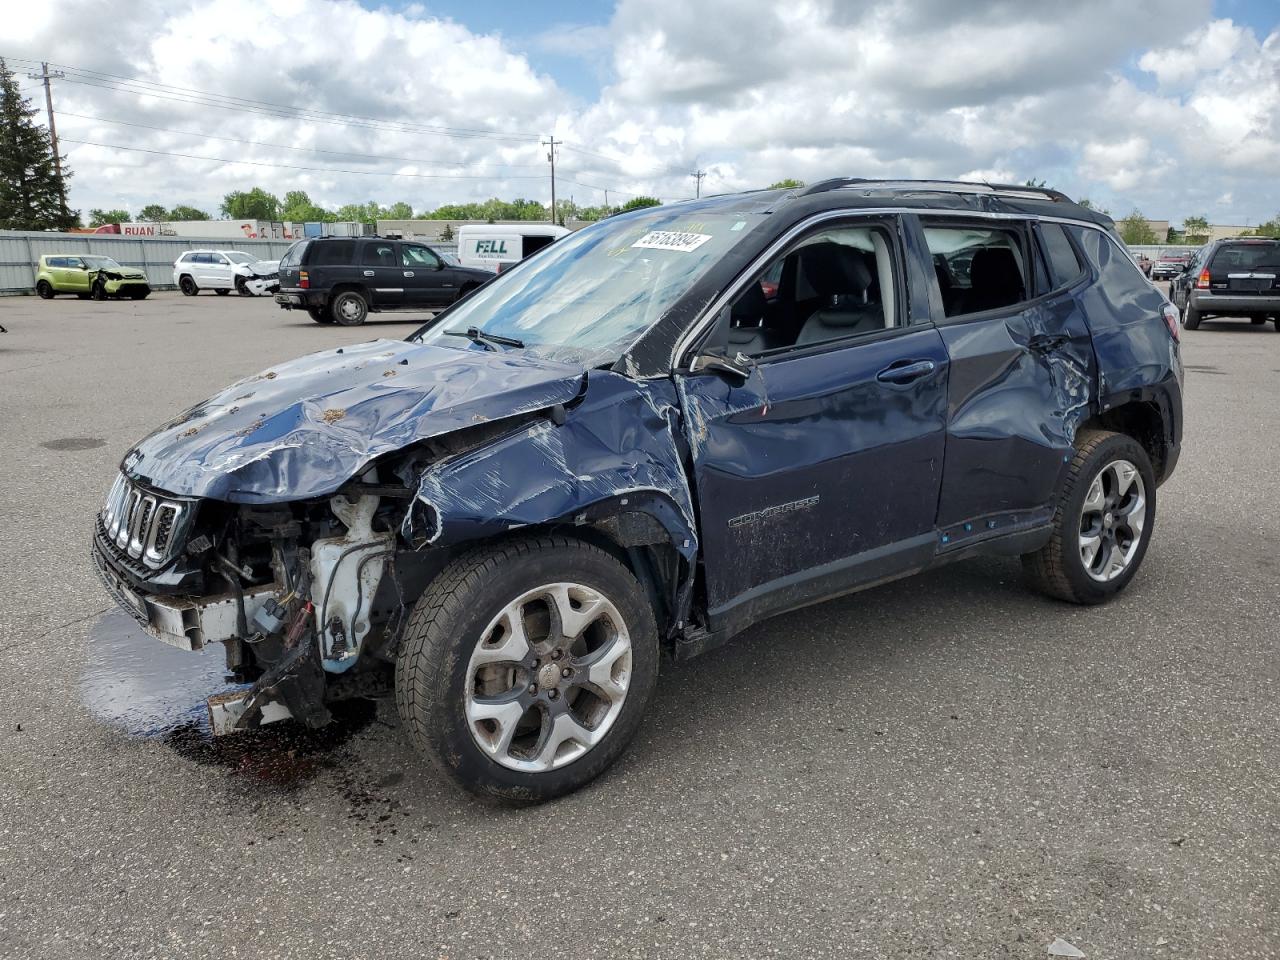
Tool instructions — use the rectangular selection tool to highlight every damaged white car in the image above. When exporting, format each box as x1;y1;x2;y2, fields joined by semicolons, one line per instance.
173;250;281;297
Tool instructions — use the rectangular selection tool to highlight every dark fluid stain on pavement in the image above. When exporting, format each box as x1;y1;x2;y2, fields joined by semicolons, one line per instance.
42;436;106;450
83;610;376;789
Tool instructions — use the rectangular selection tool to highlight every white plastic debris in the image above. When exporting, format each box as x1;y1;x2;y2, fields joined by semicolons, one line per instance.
1048;938;1085;958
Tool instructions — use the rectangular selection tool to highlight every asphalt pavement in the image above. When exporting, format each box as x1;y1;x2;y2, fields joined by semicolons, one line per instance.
0;292;1277;959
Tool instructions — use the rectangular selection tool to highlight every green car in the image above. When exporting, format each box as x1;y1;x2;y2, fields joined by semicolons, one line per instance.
35;255;151;300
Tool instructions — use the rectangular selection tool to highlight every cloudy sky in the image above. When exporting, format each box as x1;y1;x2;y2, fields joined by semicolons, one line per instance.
6;0;1279;225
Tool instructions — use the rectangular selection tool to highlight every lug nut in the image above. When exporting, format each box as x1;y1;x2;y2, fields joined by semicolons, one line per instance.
561;667;572;678
548;690;559;701
550;649;563;661
529;684;538;695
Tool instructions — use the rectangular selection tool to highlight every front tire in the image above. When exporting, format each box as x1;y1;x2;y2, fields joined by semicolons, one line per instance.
91;278;107;301
36;280;54;299
395;536;659;803
235;276;252;296
331;290;368;325
179;275;198;296
1023;430;1157;605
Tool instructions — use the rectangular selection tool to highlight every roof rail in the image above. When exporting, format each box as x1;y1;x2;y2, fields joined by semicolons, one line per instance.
799;178;1072;203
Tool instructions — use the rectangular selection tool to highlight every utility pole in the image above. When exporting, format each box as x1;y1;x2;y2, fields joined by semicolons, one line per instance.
542;135;560;224
692;169;706;199
27;63;66;205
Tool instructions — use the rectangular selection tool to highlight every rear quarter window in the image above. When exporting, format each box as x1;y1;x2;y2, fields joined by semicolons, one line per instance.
311;240;355;266
280;240;310;268
1039;223;1085;288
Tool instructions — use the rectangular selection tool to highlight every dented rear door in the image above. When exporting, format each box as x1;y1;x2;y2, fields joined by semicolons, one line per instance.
913;215;1096;533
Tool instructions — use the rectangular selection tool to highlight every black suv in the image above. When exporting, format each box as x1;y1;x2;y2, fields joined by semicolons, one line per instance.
275;236;494;325
1169;237;1280;331
93;180;1183;802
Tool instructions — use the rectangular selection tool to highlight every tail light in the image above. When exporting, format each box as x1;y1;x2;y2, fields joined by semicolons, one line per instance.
1195;269;1210;289
299;270;310;289
1162;303;1180;341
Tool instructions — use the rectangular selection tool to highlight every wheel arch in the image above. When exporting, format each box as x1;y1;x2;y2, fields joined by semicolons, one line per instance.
1080;389;1178;484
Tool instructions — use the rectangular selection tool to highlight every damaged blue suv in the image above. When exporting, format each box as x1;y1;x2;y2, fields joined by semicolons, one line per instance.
92;180;1183;802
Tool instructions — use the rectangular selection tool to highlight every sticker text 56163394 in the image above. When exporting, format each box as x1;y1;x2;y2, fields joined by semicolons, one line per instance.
631;231;713;253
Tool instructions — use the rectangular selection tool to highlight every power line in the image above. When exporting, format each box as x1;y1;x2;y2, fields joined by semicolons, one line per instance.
5;55;540;143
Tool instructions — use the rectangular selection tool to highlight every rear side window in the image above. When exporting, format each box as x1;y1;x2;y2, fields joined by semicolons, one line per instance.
1210;242;1280;271
279;241;309;268
362;242;397;267
924;223;1029;318
311;240;355;266
1039;223;1084;288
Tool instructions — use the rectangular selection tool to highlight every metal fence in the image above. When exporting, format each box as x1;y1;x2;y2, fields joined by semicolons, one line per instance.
0;231;298;295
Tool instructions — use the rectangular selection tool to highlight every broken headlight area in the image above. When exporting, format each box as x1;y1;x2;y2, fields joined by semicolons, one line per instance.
92;469;437;737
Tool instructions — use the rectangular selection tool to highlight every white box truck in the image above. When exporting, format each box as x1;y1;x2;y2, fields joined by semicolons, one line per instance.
456;224;569;271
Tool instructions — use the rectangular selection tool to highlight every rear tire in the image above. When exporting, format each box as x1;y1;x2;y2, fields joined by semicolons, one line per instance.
179;275;198;296
36;280;54;299
395;536;659;804
331;290;368;326
1182;302;1201;330
1023;430;1157;605
307;306;333;324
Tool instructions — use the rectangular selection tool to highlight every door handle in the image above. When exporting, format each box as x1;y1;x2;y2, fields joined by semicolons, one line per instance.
876;359;936;384
363;270;375;277
403;271;415;278
1028;333;1069;353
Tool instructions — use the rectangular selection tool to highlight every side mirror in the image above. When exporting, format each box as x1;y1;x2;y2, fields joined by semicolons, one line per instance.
689;348;753;381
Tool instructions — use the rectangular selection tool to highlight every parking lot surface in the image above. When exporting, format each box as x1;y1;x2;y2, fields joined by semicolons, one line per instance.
0;292;1277;959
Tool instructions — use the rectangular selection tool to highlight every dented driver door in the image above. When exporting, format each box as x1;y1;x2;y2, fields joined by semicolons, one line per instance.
675;325;950;637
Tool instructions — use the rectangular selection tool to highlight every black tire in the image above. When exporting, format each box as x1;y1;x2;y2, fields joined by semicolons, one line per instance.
395;536;659;804
330;290;368;325
36;280;55;299
91;278;107;301
307;306;334;324
1182;302;1201;330
1023;429;1157;605
1273;318;1280;333
76;293;90;300
179;275;198;296
1250;317;1266;325
235;276;252;296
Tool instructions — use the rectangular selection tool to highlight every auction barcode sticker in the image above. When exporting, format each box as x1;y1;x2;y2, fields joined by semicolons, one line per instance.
631;230;713;253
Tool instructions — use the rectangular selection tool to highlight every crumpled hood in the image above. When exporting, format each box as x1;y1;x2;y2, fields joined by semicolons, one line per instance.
123;339;586;502
246;260;279;276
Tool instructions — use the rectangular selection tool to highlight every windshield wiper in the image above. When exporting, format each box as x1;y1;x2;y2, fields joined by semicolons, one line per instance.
443;326;525;351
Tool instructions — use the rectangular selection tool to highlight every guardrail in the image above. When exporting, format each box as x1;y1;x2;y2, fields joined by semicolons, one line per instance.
0;231;297;295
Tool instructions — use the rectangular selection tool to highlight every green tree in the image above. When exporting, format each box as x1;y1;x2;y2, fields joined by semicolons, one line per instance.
1118;210;1157;245
281;190;333;222
0;58;76;230
168;205;210;221
768;178;805;190
620;196;662;212
1022;178;1049;188
1181;215;1210;244
334;200;385;222
88;208;130;227
1248;214;1280;239
385;201;414;219
138;203;168;222
221;187;281;220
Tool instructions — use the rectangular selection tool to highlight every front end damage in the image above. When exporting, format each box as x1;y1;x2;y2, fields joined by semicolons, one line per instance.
90;340;701;736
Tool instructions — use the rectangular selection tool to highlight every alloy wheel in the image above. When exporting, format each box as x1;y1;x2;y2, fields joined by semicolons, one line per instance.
1078;459;1146;582
464;582;633;773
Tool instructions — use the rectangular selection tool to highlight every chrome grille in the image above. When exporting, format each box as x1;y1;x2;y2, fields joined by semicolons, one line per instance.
100;473;193;570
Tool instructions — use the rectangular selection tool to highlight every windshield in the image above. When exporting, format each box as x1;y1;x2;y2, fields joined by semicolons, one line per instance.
82;256;122;269
225;252;255;264
411;207;767;367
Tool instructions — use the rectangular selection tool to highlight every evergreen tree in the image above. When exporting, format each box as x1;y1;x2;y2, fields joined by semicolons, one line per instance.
0;58;76;230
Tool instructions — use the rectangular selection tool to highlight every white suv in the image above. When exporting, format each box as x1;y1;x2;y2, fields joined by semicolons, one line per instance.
172;250;280;297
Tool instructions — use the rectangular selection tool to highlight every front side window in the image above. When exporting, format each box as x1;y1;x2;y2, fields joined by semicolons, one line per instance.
412;209;767;367
924;223;1029;317
402;244;440;269
721;223;899;357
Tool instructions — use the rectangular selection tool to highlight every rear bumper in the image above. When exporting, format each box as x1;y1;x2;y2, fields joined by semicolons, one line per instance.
1189;291;1280;314
275;290;321;309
